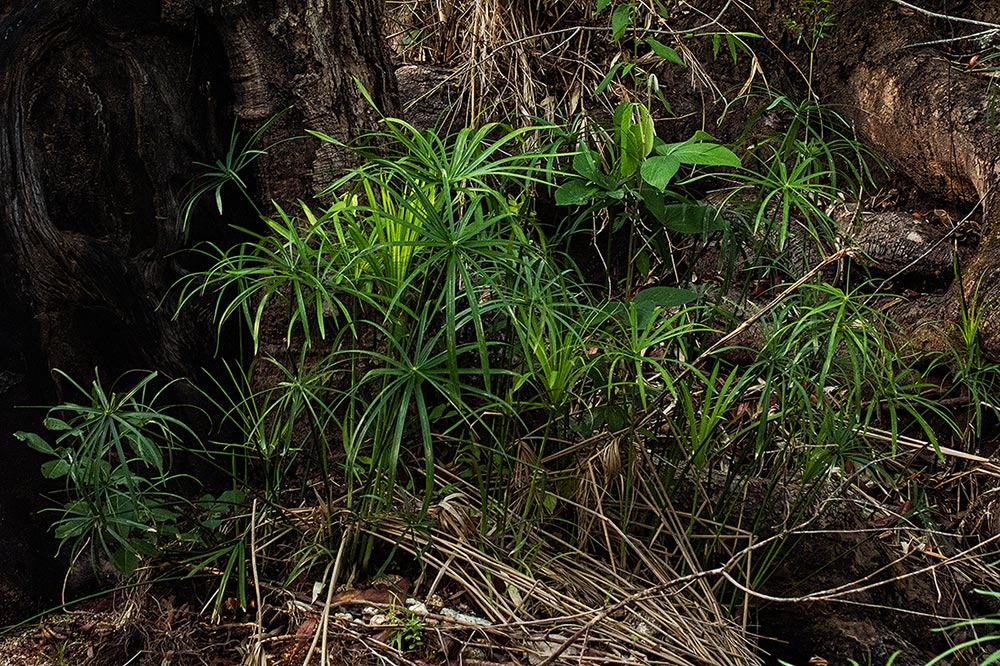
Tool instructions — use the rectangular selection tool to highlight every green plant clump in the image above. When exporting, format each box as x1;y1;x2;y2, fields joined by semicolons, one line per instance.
17;78;1000;655
15;370;196;575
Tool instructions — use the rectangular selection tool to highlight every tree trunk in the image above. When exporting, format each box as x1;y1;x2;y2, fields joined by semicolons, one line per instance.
678;0;1000;359
0;0;396;623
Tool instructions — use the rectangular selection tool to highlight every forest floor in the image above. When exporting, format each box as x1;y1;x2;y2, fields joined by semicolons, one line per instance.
7;5;1000;660
2;449;998;666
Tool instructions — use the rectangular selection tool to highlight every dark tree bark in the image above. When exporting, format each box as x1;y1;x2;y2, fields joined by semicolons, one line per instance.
0;0;396;623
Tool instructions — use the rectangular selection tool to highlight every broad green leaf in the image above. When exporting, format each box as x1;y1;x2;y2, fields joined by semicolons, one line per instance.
635;248;651;276
41;459;70;479
149;507;178;522
597;0;613;13
110;548;140;577
616;102;655;177
42;417;73;432
15;431;55;455
640;155;681;190
612;100;630;128
555;180;599;206
632;104;656;158
621;149;640;178
54;518;88;539
631;104;655;159
665;141;741;167
216;489;246;507
690;129;719;142
646;38;685;66
572;150;607;185
596;61;631;95
662;204;728;234
612;4;632;40
639;187;666;222
634;286;700;327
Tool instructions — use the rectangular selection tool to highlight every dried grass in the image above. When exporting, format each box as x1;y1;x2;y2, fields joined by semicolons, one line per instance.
386;0;619;125
385;0;763;133
354;466;763;666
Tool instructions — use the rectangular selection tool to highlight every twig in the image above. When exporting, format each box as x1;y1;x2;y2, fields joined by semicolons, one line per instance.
301;536;348;666
697;247;855;362
859;426;1000;476
906;28;1000;49
629;247;855;431
246;499;264;666
718;530;1000;612
890;0;1000;30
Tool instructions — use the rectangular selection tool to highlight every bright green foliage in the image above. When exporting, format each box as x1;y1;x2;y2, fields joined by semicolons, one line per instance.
176;198;365;354
178;112;295;237
169;95;988;609
387;607;425;652
942;276;1000;439
12;7;1000;659
556;104;739;206
615;102;655;177
555;102;739;294
20;75;1000;656
181;111;573;515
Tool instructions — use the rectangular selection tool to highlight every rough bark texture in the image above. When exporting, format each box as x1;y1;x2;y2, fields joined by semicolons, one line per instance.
0;0;395;624
805;1;1000;356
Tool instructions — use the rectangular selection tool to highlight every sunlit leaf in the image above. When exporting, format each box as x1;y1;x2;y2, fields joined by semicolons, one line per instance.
657;140;741;167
